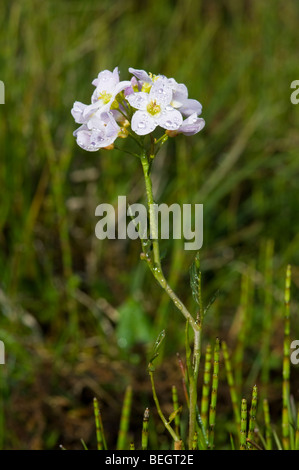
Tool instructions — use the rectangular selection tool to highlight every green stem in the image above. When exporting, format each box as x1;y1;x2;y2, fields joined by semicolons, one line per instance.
149;369;180;444
282;264;291;450
140;152;199;332
139;150;200;449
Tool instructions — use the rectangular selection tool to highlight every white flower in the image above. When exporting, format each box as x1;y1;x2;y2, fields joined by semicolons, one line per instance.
72;67;131;124
126;77;183;135
73;111;119;151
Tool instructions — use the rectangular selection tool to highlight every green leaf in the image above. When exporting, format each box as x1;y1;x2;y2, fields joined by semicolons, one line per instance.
168;406;182;424
148;329;166;365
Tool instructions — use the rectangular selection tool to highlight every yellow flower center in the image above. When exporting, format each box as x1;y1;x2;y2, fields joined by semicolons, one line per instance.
98;91;112;104
141;82;152;93
146;100;161;116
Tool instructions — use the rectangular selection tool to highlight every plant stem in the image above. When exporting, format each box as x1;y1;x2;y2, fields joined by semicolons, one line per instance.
240;398;247;450
139;151;199;334
282;264;291;450
148;368;180;444
117;385;133;450
139;150;200;448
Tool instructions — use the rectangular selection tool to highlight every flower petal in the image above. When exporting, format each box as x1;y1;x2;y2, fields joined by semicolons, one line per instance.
156;108;183;131
126;92;148;110
177;114;205;135
129;67;152;83
177;98;202;117
171;83;188;108
71;101;88;124
150;77;173;106
92;68;119;91
131;110;157;135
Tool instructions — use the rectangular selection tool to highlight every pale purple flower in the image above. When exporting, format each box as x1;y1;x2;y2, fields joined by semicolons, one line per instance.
128;67;156;85
168;113;205;137
126;77;183;135
75;67;131;121
73;112;119;151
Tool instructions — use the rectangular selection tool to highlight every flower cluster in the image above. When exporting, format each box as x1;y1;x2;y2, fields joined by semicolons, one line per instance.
71;67;205;151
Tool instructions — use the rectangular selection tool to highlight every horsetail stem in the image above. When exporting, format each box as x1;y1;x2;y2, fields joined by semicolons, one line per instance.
263;398;272;450
141;408;150;450
235;271;251;393
247;385;258;449
208;338;220;448
116;385;133;450
261;239;274;389
172;385;181;438
222;340;240;427
200;343;212;433
93;397;107;450
130;442;135;450
282;264;291;450
240;398;247;450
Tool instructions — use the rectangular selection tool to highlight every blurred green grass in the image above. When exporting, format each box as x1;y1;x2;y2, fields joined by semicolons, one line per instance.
1;0;299;449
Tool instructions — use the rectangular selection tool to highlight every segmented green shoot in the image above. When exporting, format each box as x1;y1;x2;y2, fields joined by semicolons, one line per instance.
222;340;240;427
240;398;247;450
282;265;291;450
93;397;107;450
141;408;150;450
263;398;272;450
247;385;258;449
208;338;220;448
234;271;252;393
200;343;212;433
116;385;133;450
261;239;274;389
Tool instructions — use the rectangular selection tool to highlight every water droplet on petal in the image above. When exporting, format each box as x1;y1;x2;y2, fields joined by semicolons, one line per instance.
138;121;146;129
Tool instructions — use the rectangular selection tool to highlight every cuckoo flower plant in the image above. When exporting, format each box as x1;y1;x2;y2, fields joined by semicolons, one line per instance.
71;67;205;448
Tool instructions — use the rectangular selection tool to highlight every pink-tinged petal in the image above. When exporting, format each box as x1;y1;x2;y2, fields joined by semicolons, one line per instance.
112;66;120;83
101;111;120;136
112;80;132;96
156;108;183;131
178;115;205;135
74;122;118;151
124;85;134;96
126;92;148;110
129;67;152;83
150;77;173;106
131;110;157;135
83;101;101;118
71;101;88;123
178;98;202;117
74;125;100;151
171;83;189;108
92;69;119;92
87;112;103;130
